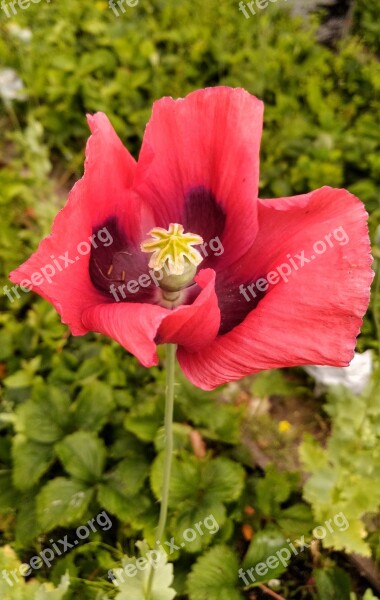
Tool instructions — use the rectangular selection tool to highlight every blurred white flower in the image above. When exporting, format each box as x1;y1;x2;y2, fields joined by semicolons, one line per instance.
267;579;281;590
0;68;27;103
6;23;33;42
305;350;373;396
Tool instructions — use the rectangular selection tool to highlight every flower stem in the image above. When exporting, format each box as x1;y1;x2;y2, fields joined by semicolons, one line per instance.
145;343;177;600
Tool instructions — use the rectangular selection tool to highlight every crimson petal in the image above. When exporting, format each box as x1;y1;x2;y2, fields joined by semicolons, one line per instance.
82;269;220;365
9;113;151;333
134;87;264;266
178;187;373;389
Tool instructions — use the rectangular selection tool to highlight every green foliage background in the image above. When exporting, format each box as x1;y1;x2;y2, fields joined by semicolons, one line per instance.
0;0;380;598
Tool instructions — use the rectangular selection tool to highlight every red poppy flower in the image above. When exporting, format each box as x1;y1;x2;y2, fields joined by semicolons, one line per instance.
10;87;373;390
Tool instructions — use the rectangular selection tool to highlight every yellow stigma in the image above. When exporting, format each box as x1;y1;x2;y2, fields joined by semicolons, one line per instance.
141;223;204;275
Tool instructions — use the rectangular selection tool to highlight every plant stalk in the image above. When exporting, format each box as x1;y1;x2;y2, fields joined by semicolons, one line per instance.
146;343;177;599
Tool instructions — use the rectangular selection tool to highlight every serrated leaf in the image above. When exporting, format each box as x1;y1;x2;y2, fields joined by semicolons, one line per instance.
187;545;243;600
172;502;225;553
202;458;245;504
97;484;152;523
277;503;314;538
255;465;299;517
103;455;149;497
125;396;164;442
97;455;151;522
176;377;242;444
319;517;371;557
151;452;199;505
12;435;54;490
113;541;176;600
15;385;71;443
154;423;193;453
56;431;106;483
151;452;244;508
299;434;328;471
74;382;114;432
299;385;380;556
242;529;288;582
37;478;94;531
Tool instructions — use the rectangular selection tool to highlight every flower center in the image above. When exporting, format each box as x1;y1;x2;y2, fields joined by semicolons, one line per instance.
141;223;204;304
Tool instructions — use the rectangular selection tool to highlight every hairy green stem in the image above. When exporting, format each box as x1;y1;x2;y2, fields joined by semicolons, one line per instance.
146;343;177;600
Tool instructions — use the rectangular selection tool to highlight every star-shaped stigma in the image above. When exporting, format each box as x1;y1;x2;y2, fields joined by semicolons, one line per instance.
141;223;204;275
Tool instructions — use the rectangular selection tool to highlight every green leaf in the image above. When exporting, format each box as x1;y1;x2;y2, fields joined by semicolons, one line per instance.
251;369;307;398
97;484;152;523
113;541;176;600
316;518;371;558
151;453;244;508
97;455;151;521
202;457;245;504
242;529;288;583
314;567;351;600
0;547;69;599
56;431;106;483
12;435;54;490
187;545;243;600
76;356;105;383
255;465;299;518
37;478;94;531
0;545;39;599
125;396;164;442
277;503;314;538
103;456;150;497
15;384;71;443
154;423;193;454
0;331;12;361
172;502;225;553
3;370;33;389
299;385;380;556
176;377;242;444
15;494;41;546
151;452;199;506
73;381;114;432
361;590;380;600
299;434;329;471
0;472;19;513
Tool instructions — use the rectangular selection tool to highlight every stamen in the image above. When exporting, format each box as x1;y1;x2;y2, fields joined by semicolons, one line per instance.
141;223;203;276
141;223;204;306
